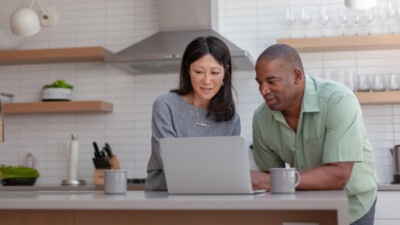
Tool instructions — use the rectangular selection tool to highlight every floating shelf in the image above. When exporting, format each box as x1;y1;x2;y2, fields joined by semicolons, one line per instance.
3;101;113;114
355;91;400;105
0;46;112;65
277;34;400;52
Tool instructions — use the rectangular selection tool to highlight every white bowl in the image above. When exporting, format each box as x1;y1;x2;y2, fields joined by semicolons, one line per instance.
41;88;72;101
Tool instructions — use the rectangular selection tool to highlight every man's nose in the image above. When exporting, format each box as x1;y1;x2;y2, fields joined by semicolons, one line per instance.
260;83;270;95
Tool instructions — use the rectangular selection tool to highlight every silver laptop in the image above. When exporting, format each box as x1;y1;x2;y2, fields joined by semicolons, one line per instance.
160;136;265;195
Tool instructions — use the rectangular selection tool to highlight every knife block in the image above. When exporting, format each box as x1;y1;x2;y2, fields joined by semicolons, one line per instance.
94;155;121;186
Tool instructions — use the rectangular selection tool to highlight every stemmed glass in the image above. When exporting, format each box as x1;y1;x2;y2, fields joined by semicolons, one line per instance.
300;7;311;37
350;10;361;35
387;2;397;33
377;4;388;33
320;5;330;37
336;11;348;36
286;8;296;38
363;9;375;35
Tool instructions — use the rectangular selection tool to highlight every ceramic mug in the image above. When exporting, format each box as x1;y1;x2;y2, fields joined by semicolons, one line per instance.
270;168;300;194
104;170;127;194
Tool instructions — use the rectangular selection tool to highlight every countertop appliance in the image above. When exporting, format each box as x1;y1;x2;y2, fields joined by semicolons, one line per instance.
390;145;400;184
105;0;254;74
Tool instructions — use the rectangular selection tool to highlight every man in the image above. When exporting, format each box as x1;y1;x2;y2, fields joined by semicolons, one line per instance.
251;44;378;225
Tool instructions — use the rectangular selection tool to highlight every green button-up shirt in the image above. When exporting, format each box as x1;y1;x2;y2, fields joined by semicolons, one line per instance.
253;75;378;223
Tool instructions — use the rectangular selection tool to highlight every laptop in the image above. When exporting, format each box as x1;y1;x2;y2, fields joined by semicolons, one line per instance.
160;136;265;195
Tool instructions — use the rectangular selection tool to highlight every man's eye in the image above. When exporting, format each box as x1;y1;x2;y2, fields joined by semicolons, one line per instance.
268;80;278;84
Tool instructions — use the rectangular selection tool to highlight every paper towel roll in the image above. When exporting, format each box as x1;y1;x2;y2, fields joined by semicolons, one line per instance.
69;134;79;181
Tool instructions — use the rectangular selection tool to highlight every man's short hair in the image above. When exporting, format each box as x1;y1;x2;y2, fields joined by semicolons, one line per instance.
257;44;304;74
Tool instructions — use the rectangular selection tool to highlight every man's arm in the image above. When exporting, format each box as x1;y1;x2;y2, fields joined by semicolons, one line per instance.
251;161;354;191
297;162;354;190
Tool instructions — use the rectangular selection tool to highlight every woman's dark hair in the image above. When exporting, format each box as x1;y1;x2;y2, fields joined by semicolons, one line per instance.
171;36;235;122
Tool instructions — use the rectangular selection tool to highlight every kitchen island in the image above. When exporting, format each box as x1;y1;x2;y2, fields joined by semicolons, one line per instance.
0;190;348;225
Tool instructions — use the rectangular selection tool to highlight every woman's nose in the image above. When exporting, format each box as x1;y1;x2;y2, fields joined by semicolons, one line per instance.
203;73;212;84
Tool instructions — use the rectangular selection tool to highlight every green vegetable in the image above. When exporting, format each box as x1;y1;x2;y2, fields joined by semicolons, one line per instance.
0;165;40;179
43;80;73;90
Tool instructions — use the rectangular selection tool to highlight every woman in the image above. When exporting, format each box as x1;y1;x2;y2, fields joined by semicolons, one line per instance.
145;36;241;191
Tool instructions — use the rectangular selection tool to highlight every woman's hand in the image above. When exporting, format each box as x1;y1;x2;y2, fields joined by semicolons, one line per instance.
250;170;270;191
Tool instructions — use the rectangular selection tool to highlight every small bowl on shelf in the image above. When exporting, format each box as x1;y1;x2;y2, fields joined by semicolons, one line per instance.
41;88;72;101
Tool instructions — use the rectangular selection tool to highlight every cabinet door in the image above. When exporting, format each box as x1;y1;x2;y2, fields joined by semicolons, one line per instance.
375;219;400;225
376;192;400;219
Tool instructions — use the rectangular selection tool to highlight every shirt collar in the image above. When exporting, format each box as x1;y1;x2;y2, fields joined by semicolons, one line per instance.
302;74;320;113
271;74;320;123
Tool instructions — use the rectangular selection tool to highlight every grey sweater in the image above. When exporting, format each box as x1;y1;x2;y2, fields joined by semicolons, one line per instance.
144;92;241;191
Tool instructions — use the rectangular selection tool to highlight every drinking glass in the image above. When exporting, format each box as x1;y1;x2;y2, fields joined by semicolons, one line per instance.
363;9;375;35
387;2;397;33
300;7;311;37
286;8;296;38
350;10;361;35
372;74;387;92
389;73;400;91
357;74;371;92
336;11;348;36
377;4;388;33
320;5;330;37
345;69;357;92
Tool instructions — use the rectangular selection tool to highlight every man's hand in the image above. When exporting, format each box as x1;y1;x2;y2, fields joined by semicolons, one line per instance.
250;170;271;191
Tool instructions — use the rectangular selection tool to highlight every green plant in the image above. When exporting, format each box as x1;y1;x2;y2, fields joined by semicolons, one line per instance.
0;165;40;179
43;80;74;89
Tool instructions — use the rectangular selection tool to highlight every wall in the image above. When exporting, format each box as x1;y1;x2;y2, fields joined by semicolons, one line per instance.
0;0;398;185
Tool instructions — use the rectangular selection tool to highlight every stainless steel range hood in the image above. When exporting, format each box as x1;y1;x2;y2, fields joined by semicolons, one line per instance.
105;0;254;74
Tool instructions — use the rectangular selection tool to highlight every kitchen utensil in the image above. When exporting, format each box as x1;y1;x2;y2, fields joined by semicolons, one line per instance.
104;170;127;195
104;143;113;158
270;168;300;194
92;158;111;169
93;142;101;158
389;145;400;184
21;153;36;168
62;134;86;186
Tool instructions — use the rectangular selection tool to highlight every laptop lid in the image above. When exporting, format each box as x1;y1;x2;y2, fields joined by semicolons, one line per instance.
160;136;261;194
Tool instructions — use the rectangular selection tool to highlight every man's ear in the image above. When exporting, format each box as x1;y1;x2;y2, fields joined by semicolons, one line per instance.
293;69;302;84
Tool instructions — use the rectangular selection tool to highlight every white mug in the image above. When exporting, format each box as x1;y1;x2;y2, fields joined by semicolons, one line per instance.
104;170;127;195
270;168;300;194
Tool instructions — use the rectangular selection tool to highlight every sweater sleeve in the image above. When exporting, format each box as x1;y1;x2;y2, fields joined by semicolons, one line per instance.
147;95;177;171
232;113;241;136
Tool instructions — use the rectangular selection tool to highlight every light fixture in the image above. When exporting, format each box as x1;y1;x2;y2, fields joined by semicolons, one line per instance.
344;0;377;10
10;0;58;37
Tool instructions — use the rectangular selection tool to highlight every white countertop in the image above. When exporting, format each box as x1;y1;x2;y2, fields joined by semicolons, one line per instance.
378;183;400;191
0;190;349;225
0;190;347;210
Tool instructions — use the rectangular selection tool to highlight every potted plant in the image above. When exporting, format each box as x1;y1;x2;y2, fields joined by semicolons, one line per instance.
41;80;74;101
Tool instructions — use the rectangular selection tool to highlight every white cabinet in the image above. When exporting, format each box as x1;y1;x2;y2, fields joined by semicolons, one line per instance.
375;191;400;224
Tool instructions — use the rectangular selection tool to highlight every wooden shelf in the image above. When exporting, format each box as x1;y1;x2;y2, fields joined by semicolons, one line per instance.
0;46;112;65
277;34;400;52
355;91;400;105
3;101;113;114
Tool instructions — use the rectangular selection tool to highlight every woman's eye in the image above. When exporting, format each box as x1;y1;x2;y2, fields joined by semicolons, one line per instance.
212;71;221;75
195;71;203;74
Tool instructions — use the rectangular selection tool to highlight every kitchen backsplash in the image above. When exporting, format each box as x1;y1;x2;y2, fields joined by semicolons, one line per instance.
0;0;399;185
